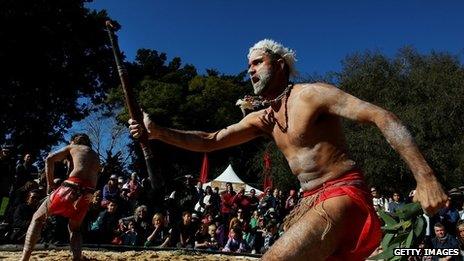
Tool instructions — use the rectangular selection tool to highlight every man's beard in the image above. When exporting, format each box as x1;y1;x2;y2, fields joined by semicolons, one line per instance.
252;68;271;95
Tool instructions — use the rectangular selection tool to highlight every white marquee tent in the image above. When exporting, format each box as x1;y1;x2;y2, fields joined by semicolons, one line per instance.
202;164;263;195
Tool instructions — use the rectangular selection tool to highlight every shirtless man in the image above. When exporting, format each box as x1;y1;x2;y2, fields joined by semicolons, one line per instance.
21;133;100;261
128;39;447;260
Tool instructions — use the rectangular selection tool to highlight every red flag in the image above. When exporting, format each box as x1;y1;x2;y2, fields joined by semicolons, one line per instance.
263;151;271;170
263;150;273;189
199;152;209;183
263;174;273;191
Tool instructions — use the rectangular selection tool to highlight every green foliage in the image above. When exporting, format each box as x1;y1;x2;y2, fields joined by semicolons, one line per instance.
338;47;464;192
0;0;116;156
371;202;425;261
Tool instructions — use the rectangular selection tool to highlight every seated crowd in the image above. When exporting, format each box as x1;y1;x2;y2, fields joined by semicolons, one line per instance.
0;151;302;255
2;150;464;257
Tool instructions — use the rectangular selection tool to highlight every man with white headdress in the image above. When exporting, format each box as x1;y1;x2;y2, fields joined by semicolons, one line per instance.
129;39;447;260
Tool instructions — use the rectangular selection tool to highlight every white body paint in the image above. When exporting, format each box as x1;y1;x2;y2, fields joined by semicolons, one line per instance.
383;121;413;147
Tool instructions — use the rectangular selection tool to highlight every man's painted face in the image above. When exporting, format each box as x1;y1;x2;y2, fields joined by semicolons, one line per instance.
248;50;273;95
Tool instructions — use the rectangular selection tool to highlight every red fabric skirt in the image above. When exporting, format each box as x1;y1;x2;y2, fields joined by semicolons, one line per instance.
303;170;382;261
48;176;94;222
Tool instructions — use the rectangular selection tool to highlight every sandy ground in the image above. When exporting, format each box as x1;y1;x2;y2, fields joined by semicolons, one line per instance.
0;249;260;261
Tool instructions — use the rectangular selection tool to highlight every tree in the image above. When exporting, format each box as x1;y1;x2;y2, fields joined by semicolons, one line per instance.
337;47;464;193
81;110;130;185
0;0;117;157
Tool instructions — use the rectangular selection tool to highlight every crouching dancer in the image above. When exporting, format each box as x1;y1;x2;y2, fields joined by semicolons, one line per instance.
128;39;447;260
21;133;100;261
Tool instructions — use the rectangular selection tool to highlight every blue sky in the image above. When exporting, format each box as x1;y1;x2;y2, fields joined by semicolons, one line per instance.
88;0;463;77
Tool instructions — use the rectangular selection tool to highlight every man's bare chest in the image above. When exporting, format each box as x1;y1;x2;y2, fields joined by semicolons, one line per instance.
263;106;323;147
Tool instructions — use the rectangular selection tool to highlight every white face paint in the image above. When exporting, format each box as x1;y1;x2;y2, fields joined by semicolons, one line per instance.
248;50;273;95
252;67;271;95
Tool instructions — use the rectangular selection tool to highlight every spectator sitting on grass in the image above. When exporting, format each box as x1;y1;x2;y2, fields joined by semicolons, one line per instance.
122;221;138;246
260;220;279;254
194;223;210;249
222;226;249;253
145;213;170;248
205;223;219;251
175;211;196;248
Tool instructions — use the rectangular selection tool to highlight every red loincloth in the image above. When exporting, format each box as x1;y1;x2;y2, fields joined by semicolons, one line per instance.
285;170;382;261
48;176;95;222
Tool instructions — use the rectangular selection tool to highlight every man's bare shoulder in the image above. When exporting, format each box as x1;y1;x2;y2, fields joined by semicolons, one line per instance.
295;82;338;97
290;83;337;108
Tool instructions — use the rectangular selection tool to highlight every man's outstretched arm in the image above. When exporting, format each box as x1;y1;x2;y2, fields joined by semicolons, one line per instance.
128;111;264;153
305;83;447;214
